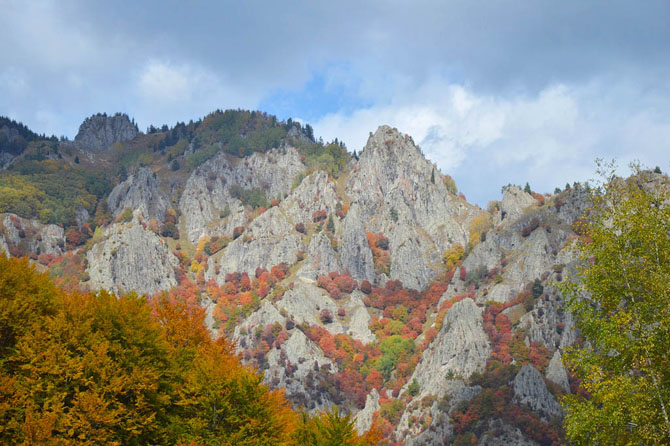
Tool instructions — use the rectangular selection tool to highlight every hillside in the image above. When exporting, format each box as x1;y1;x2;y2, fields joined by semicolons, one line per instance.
0;109;612;445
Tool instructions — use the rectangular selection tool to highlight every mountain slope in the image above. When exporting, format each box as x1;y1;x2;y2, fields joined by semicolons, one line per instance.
0;109;607;445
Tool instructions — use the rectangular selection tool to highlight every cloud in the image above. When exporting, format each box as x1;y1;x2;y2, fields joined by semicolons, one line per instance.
313;79;670;206
0;0;669;205
133;60;261;129
138;62;193;103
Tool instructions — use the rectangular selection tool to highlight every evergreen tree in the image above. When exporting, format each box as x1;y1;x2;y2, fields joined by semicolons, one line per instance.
524;182;531;194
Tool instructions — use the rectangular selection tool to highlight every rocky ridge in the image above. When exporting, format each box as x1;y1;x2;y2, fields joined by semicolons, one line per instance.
74;113;139;151
0;115;598;445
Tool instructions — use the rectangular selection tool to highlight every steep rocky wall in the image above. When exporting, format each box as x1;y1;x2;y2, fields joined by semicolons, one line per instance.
86;220;179;295
75;113;138;151
0;213;65;257
107;167;170;222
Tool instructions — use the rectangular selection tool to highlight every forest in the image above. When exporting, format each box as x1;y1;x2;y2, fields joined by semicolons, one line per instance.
0;256;380;446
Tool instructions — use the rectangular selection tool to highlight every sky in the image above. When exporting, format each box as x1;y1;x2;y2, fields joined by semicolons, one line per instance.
1;0;669;206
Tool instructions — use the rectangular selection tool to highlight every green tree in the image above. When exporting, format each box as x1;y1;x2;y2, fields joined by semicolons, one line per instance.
524;182;531;194
561;162;670;445
326;214;335;232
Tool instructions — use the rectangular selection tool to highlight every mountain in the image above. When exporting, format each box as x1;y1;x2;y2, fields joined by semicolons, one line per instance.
0;109;609;445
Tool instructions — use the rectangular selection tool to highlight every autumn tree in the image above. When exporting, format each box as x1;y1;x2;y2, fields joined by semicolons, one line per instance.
293;405;381;446
561;163;670;445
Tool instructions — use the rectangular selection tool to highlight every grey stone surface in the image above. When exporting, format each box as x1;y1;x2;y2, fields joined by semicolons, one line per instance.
86;220;179;295
75;113;138;150
513;364;562;421
107;167;170;222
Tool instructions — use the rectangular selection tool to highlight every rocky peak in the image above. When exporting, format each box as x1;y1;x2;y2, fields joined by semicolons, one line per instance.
349;126;434;211
107;167;169;223
500;185;536;223
513;364;562;421
75;113;138;150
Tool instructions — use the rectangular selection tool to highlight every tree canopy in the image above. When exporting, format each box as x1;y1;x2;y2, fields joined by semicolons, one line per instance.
561;163;670;445
0;256;380;445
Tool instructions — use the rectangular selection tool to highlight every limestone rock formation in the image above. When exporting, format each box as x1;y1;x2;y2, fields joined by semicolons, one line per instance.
478;419;541;446
346;125;480;290
0;235;8;257
207;206;302;280
546;350;570;393
281;170;338;225
500;185;536;223
340;203;375;282
354;389;380;435
107;167;170;222
0;213;65;257
408;298;490;398
344;292;376;344
179;147;304;243
513;364;562;421
265;329;337;410
74;113;138;150
275;281;345;335
86;221;179;295
298;232;341;280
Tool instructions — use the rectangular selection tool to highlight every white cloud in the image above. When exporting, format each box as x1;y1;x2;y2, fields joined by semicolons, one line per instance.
133;60;261;128
313;80;670;205
138;61;194;103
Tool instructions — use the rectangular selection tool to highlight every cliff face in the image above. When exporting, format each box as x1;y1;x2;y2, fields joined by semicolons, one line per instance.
347;126;481;289
86;219;179;295
107;167;170;223
0;213;65;257
0;118;596;445
74;113;139;151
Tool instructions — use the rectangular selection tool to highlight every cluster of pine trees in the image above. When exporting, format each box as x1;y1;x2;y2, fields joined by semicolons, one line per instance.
0;256;381;445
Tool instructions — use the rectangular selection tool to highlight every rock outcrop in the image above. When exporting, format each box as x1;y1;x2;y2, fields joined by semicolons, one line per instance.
0;235;8;257
298;232;341;280
407;298;490;398
107;167;170;222
275;281;345;335
354;389;380;435
339;203;374;282
207;206;302;281
75;113;138;150
86;221;179;295
478;419;541;446
513;364;562;421
500;185;536;223
0;213;65;257
546;351;570;393
179;147;305;243
346;126;480;289
265;329;337;410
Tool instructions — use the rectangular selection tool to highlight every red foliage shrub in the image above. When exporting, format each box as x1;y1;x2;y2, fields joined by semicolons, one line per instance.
319;308;333;324
232;226;244;239
360;280;372;294
271;263;289;281
334;273;357;293
312;209;327;223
